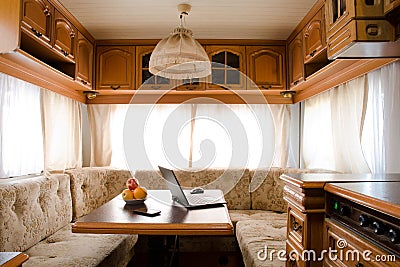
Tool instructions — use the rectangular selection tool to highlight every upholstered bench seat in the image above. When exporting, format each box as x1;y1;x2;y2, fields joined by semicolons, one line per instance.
229;210;287;228
235;219;286;267
23;224;137;267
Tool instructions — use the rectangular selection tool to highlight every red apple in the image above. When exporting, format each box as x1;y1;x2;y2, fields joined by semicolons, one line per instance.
126;177;139;191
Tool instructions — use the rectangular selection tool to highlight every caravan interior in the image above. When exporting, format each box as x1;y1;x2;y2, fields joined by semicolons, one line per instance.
0;0;400;266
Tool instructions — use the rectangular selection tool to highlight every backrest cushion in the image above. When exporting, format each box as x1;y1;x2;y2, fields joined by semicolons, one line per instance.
65;167;131;219
135;168;251;209
0;174;72;252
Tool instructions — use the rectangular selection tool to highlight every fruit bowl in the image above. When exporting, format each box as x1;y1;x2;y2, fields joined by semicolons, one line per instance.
123;197;147;205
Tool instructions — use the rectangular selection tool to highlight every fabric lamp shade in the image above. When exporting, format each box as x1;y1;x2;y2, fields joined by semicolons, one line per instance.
149;27;211;80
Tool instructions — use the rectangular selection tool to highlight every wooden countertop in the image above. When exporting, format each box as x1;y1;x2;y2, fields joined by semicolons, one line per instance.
280;173;400;189
72;190;233;236
325;182;400;219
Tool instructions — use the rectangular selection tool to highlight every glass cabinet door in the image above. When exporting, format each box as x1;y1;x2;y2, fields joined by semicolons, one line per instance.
206;46;246;90
136;46;173;90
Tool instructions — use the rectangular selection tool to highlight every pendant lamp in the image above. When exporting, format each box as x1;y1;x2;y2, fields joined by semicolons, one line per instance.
149;4;211;80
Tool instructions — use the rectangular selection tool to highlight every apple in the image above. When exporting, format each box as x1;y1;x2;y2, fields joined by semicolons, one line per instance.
133;187;147;200
126;177;139;191
121;189;134;200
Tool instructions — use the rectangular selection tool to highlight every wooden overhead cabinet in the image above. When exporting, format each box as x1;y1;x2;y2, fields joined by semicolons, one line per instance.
384;0;400;13
246;46;286;90
75;31;93;88
53;9;76;62
96;46;135;90
288;33;304;88
20;0;53;48
206;46;246;90
303;7;326;64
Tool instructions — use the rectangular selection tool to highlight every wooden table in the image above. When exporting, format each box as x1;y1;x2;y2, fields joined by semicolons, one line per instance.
0;252;29;267
72;190;233;236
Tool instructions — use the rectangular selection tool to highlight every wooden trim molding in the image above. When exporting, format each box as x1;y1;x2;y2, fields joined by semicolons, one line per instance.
0;51;86;103
95;39;287;46
86;90;293;104
293;58;399;103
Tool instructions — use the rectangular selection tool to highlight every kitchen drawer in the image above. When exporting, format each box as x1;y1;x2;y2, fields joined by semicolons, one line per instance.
288;207;306;249
327;19;394;59
286;241;306;267
324;219;399;266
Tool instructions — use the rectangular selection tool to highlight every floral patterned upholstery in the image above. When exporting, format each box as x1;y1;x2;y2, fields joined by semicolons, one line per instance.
65;167;132;219
23;224;137;267
0;174;72;252
135;168;251;209
236;220;287;267
229;210;287;228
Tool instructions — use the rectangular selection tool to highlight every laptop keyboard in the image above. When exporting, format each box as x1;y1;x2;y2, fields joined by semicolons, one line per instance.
186;194;213;205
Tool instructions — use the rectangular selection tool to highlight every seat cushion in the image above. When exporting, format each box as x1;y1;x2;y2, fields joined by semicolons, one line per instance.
229;210;287;228
235;220;286;267
23;224;138;267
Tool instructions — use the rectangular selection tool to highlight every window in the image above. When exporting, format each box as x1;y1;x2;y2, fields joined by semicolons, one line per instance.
0;73;44;178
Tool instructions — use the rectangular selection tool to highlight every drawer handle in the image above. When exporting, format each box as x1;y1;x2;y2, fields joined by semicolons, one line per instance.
261;85;272;89
60;49;69;57
81;80;87;85
31;27;42;37
292;220;302;232
310;49;317;57
110;85;121;90
355;262;363;267
293;80;299;86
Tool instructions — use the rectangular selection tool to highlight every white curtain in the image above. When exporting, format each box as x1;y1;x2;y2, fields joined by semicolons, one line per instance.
41;89;82;173
90;103;287;170
0;73;44;178
362;61;400;173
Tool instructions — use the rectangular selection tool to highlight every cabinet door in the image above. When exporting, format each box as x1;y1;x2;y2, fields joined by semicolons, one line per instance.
288;33;304;88
206;46;246;90
303;7;326;63
21;0;53;47
96;46;135;90
135;46;175;90
75;32;93;88
54;10;76;61
246;46;286;90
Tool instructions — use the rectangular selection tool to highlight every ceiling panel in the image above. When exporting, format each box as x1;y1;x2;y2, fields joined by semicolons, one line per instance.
58;0;317;40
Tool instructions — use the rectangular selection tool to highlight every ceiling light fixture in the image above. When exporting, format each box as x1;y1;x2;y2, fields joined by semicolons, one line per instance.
149;4;211;80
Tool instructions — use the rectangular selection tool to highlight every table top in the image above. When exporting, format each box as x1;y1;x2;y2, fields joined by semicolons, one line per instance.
0;252;29;267
325;182;400;219
72;190;233;235
280;173;400;189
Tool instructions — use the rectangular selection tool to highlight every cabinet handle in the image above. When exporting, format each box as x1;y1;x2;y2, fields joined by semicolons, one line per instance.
355;262;363;267
261;85;272;89
293;80;299;86
292;220;302;232
309;49;317;57
110;85;121;90
151;86;161;90
81;80;88;85
60;49;69;57
31;27;42;37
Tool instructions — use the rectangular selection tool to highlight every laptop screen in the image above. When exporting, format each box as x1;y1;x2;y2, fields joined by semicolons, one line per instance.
158;166;189;206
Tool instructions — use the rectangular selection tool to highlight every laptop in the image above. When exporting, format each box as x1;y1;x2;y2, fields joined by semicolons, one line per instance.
158;166;227;209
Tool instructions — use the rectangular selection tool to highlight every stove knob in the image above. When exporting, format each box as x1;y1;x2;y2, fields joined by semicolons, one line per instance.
388;229;399;243
339;205;350;216
359;214;369;227
372;221;385;235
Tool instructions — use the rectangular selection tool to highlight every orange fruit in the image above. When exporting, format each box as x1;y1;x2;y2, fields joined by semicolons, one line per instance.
121;189;134;200
133;187;147;199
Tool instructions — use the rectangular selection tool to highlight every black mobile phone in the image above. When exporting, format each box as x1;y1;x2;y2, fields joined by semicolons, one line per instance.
133;207;161;216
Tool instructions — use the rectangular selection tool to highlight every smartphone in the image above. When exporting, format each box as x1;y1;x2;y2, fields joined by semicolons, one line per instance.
133;207;161;216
